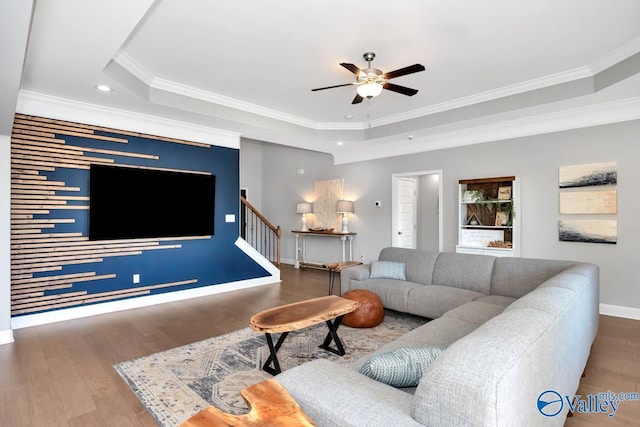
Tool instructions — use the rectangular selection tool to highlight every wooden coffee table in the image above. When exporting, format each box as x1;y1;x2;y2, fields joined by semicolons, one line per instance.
250;296;358;375
179;379;315;427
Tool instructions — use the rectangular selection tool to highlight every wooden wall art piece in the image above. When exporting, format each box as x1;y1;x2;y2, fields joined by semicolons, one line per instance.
312;179;343;231
559;190;617;214
559;161;617;188
558;220;617;244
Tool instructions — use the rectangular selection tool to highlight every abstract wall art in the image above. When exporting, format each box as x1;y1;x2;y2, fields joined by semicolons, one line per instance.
558;220;617;244
558;161;618;244
559;190;617;214
558;161;617;188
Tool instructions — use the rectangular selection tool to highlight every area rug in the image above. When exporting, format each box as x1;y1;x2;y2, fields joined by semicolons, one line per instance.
114;310;426;427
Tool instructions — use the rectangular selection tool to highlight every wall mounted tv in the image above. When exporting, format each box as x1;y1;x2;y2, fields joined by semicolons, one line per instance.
89;164;215;240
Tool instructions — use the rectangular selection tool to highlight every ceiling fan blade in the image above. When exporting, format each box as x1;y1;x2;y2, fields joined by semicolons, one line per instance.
340;62;362;76
383;82;419;96
351;94;364;104
311;83;355;91
383;64;425;80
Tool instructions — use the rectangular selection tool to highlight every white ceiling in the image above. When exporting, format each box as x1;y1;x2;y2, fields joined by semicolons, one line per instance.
11;0;640;163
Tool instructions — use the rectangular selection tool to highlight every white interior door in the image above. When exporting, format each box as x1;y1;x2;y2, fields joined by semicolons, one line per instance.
394;177;417;248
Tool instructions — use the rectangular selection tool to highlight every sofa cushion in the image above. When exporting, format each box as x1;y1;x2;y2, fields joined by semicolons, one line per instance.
473;295;516;307
412;308;559;426
359;347;445;388
505;286;576;315
406;284;486;318
432;252;495;294
350;317;478;372
349;279;422;312
276;359;424;427
370;260;406;280
537;272;589;293
379;247;439;285
443;301;506;324
490;257;576;298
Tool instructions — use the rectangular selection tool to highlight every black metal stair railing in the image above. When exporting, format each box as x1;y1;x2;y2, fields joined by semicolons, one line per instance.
240;196;281;268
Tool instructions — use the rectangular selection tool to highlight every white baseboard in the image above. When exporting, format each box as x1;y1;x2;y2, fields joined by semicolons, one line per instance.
281;257;296;266
599;303;640;320
0;329;15;345
11;276;278;330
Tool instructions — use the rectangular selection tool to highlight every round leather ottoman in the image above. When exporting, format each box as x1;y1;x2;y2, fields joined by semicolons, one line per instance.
341;289;384;328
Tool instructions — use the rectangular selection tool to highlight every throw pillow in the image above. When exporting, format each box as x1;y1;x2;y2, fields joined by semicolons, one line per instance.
370;260;406;280
359;346;445;387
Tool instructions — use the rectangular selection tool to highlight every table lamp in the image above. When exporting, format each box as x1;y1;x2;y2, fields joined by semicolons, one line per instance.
296;202;313;231
336;200;354;233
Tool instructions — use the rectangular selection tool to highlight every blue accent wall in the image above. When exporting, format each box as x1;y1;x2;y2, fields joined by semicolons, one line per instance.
10;115;269;317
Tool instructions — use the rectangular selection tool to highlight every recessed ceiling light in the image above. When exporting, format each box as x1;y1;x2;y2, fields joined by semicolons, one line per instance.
344;115;353;120
337;141;344;146
407;135;414;140
95;84;112;92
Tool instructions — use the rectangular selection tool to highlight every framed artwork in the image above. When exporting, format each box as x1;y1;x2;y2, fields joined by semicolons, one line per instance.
495;211;509;226
559;190;617;214
558;220;617;244
497;186;512;200
559;162;617;188
462;190;483;202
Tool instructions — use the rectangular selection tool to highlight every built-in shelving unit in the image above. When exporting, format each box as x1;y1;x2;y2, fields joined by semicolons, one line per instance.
457;176;521;257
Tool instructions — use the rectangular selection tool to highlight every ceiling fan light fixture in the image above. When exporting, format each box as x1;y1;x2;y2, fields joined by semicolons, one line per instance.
356;82;383;98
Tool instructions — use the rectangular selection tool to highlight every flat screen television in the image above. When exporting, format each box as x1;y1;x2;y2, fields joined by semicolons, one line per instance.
89;164;215;240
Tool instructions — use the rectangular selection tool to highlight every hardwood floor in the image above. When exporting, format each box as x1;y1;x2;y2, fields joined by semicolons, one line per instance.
1;264;638;426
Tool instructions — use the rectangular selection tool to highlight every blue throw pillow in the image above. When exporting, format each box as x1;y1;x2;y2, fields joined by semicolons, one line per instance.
359;347;445;387
370;260;406;280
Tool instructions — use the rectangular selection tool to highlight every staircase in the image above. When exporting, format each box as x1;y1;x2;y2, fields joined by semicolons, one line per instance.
241;196;281;268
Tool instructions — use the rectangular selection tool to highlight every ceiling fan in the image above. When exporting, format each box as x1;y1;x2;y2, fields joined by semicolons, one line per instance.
311;52;425;104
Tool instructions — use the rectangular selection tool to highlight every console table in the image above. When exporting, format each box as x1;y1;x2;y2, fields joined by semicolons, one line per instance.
292;230;356;269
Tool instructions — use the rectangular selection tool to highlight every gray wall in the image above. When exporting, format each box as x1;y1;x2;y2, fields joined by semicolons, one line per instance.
240;138;264;210
242;119;640;311
418;174;440;251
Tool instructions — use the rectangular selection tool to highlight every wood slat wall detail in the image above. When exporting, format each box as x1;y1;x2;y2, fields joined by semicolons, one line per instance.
10;114;211;317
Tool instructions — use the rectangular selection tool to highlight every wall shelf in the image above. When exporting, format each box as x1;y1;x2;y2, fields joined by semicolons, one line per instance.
457;176;521;257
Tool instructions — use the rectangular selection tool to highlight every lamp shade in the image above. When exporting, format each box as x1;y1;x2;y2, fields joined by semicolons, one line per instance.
296;202;313;214
356;82;383;98
336;200;354;214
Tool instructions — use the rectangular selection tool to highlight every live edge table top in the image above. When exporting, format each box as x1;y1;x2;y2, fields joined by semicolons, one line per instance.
249;296;358;334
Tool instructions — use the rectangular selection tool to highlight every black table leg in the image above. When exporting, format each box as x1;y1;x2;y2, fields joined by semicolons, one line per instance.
328;269;337;295
262;331;288;375
318;315;347;356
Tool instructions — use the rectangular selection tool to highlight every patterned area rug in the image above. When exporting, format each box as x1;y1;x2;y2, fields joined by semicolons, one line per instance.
114;310;426;427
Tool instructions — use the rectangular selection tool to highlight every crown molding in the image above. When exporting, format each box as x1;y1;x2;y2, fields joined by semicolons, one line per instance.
111;50;155;86
150;77;320;129
16;90;240;148
114;50;365;131
590;35;640;74
368;66;593;127
333;96;640;164
114;38;640;134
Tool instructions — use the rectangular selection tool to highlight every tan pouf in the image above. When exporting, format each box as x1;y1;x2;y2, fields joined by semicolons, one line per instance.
341;289;385;328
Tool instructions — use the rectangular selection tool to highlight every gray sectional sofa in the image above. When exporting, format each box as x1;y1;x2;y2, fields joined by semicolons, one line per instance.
275;247;599;426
